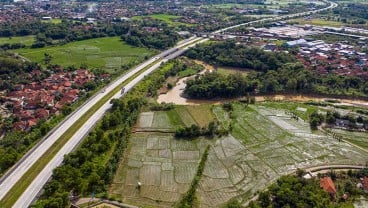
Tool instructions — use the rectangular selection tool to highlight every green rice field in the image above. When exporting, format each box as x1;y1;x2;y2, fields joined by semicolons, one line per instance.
13;37;155;71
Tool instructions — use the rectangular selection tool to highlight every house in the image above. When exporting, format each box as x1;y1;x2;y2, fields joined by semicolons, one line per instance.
13;121;27;131
286;39;307;47
335;119;351;128
359;177;368;193
320;177;337;197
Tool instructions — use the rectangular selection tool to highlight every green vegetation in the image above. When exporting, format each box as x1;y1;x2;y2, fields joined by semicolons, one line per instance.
174;121;224;139
248;175;335;208
176;145;210;208
185;105;215;127
13;37;154;72
133;14;187;27
331;129;368;149
121;27;179;50
41;18;62;24
185;72;250;98
29;58;173;208
217;66;251;76
186;41;295;72
0;35;35;46
0;57;162;207
248;169;368;208
259;101;319;121
185;41;368;98
291;18;343;27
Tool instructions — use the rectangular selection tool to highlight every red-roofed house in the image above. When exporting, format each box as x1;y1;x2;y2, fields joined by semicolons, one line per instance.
13;121;27;131
361;177;368;193
320;177;337;198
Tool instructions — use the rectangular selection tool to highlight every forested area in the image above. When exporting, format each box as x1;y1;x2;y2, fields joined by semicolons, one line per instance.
332;3;368;24
0;19;179;50
121;28;179;49
185;41;295;72
32;60;177;207
184;41;368;98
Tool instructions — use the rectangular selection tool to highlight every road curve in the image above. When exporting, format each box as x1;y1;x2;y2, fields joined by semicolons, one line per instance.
213;0;337;34
0;0;337;207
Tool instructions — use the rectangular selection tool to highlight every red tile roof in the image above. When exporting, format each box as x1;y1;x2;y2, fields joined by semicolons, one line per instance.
362;176;368;190
320;177;336;194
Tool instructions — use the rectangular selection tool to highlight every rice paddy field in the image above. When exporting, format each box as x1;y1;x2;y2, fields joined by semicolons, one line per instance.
12;37;155;72
110;103;368;207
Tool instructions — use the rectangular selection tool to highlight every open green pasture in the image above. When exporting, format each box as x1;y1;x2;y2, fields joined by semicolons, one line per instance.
13;37;155;71
0;35;35;46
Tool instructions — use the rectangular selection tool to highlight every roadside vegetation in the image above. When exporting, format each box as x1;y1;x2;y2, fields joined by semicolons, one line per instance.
31;56;176;208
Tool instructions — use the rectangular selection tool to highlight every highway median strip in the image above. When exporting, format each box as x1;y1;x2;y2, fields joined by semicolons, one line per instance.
0;58;162;207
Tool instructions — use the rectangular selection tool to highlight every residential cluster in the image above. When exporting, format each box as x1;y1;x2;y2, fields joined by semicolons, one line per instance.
1;69;95;131
213;24;368;79
290;39;368;78
320;176;368;201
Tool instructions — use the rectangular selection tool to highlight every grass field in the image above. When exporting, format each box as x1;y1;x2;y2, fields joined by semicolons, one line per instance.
216;67;251;76
258;101;321;121
13;37;155;72
41;18;62;24
0;35;35;46
110;102;368;207
291;18;344;27
331;128;368;150
132;14;193;27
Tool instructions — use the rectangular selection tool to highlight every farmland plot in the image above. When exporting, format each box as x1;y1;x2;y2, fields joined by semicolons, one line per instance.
197;103;368;207
111;103;368;207
110;131;214;207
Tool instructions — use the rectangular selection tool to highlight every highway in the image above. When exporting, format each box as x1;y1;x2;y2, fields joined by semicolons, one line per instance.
213;0;338;34
0;0;337;207
0;36;203;207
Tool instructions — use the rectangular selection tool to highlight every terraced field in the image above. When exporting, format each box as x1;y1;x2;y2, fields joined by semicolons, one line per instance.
110;103;368;207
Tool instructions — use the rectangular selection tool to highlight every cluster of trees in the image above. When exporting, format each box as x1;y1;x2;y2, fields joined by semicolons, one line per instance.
0;43;26;50
32;57;176;207
149;102;175;111
245;168;368;208
0;113;64;176
333;3;368;25
309;110;325;130
0;18;180;50
165;59;190;77
185;72;252;98
247;175;335;208
185;41;295;72
175;121;225;138
184;41;368;99
310;109;368;130
121;28;179;49
0;54;37;90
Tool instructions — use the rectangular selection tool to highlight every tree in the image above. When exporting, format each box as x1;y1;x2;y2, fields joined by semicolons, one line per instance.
44;53;52;65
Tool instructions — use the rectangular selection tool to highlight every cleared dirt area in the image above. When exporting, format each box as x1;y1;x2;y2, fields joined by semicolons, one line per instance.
110;104;368;207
